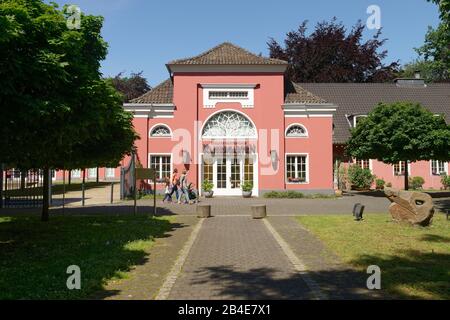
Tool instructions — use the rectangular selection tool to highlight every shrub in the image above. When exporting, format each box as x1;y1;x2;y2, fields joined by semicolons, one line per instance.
202;180;214;192
440;174;450;190
375;179;385;190
409;176;425;190
348;165;375;189
241;181;253;192
264;191;304;198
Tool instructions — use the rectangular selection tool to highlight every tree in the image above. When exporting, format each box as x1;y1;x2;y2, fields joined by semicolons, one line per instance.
415;23;450;81
398;59;440;83
268;18;399;83
347;102;450;190
110;72;151;102
0;0;137;221
428;0;450;38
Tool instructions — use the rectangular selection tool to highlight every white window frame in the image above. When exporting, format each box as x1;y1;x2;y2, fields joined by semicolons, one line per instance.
354;159;372;171
148;153;173;183
105;168;115;178
285;123;309;138
353;115;368;127
200;109;258;140
393;161;411;176
430;160;448;176
201;84;256;109
149;124;172;138
88;168;97;179
71;169;81;179
285;153;310;184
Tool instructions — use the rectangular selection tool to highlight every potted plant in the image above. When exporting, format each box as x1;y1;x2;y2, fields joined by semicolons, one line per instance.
348;165;375;191
202;180;214;198
241;181;253;198
375;179;385;190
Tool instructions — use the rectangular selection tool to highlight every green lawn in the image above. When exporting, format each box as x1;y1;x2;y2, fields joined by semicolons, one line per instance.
298;214;450;299
0;214;173;299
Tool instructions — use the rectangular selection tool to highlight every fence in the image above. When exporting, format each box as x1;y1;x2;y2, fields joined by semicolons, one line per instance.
0;168;45;208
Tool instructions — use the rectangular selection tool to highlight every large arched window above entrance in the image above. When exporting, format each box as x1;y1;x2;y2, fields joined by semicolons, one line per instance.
286;124;308;137
202;111;257;139
150;125;172;137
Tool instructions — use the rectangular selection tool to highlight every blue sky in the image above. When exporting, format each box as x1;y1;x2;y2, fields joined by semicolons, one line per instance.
51;0;440;86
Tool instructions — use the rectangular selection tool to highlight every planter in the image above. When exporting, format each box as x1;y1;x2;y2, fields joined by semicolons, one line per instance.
203;190;214;198
251;205;267;219
242;191;253;198
197;204;211;218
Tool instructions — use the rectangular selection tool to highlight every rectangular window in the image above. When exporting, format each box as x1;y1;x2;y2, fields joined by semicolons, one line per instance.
394;162;406;176
88;168;97;178
431;160;447;175
150;155;171;182
209;91;248;99
353;115;367;127
355;159;370;170
105;168;115;178
286;155;308;183
71;169;81;178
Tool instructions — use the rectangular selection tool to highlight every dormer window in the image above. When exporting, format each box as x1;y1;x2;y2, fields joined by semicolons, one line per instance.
353;115;368;127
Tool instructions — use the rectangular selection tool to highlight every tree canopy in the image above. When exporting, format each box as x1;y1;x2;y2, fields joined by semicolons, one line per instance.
347;102;450;189
0;0;138;220
268;19;399;83
109;71;151;102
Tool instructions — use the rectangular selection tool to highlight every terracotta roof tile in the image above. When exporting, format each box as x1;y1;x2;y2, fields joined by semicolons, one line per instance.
168;42;287;65
131;79;173;104
284;81;328;104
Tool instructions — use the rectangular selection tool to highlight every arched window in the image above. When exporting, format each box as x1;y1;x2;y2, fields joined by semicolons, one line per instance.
150;125;171;137
202;111;256;138
286;124;308;137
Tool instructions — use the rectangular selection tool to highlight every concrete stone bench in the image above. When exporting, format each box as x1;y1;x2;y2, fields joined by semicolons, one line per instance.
251;205;267;219
197;204;211;218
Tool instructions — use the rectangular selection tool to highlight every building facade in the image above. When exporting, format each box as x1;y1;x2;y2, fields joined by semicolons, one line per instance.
54;42;450;194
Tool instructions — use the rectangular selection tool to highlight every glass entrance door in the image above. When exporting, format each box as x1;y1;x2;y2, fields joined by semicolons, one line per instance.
202;154;255;196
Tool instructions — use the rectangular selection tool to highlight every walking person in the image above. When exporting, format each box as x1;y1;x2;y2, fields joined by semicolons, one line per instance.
178;170;192;204
169;168;179;202
162;177;172;203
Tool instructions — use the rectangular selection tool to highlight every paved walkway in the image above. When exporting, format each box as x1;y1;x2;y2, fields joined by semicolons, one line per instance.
166;216;316;300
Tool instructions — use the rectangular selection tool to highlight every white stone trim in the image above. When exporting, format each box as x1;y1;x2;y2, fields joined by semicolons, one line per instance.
282;103;337;117
123;103;175;119
201;84;256;109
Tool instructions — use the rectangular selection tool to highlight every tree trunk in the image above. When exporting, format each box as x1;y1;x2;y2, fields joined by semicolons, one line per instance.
42;167;50;222
68;170;72;185
82;169;86;184
404;162;409;190
20;170;26;191
96;168;99;183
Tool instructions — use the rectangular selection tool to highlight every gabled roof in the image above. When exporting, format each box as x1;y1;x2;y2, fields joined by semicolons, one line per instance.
130;79;173;104
298;83;450;144
167;42;288;66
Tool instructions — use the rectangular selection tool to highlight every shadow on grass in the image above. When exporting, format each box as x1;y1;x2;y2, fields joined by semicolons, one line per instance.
0;214;181;300
348;250;450;299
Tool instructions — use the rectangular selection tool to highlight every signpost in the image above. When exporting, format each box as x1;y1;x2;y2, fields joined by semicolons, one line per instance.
135;168;157;216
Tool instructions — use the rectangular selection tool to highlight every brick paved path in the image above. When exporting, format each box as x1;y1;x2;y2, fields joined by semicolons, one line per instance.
167;216;316;300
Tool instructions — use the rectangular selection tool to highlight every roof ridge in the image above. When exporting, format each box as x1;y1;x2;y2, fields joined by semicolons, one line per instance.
168;42;287;65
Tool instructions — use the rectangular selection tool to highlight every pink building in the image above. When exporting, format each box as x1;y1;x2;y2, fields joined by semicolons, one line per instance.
57;43;450;194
